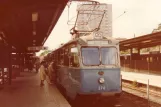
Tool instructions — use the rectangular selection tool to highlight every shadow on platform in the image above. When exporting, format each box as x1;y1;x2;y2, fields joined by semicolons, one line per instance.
0;72;70;107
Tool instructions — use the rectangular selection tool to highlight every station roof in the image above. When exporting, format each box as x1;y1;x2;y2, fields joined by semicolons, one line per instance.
0;0;68;52
120;31;161;50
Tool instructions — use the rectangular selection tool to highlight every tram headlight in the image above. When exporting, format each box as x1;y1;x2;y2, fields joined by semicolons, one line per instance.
98;77;105;84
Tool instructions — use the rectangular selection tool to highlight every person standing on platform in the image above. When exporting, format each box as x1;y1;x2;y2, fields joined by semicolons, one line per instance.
48;62;53;84
39;61;46;86
52;61;56;83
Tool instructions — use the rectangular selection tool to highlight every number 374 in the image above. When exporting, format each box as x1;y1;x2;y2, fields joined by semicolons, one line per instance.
98;85;106;90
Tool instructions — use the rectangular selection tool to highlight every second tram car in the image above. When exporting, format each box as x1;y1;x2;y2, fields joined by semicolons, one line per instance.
50;33;122;100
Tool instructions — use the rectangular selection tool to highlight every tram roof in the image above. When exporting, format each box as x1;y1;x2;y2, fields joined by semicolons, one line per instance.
120;31;161;50
51;36;119;54
0;0;68;52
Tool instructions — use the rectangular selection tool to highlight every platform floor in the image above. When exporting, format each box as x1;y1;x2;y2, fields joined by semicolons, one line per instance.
121;71;161;87
0;72;71;107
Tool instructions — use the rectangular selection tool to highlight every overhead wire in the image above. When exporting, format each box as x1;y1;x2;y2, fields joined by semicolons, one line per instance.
67;0;99;25
67;0;109;34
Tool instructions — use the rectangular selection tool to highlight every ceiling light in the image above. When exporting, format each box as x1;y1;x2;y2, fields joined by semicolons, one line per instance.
32;12;38;22
142;40;151;43
12;46;16;49
33;40;36;43
124;44;130;46
33;31;36;35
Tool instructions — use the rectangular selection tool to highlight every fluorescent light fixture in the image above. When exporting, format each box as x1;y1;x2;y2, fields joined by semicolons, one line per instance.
33;40;36;43
124;44;130;46
33;31;36;35
0;32;5;38
32;12;38;22
12;46;16;49
142;40;151;43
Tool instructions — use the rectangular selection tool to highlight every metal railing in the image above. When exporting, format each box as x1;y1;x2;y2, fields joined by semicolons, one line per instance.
121;60;161;75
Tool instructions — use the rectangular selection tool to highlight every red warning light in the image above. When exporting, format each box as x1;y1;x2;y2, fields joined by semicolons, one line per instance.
98;71;104;75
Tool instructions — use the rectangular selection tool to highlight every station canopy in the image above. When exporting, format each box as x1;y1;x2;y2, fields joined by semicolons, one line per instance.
0;0;68;52
120;31;161;50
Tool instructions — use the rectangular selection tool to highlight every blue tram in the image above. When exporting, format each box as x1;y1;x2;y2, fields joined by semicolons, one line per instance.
51;33;122;100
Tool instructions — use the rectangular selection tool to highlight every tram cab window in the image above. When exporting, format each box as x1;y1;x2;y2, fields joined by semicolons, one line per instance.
101;47;117;65
81;47;100;66
81;47;118;66
70;47;79;67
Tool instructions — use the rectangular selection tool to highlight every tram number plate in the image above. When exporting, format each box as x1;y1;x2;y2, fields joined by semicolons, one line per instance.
98;85;106;90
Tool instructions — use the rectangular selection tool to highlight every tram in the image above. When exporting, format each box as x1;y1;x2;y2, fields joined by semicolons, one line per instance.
50;31;122;99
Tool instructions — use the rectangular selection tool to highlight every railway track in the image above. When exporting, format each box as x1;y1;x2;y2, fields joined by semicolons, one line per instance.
122;80;161;105
57;86;161;107
56;79;161;107
122;81;161;97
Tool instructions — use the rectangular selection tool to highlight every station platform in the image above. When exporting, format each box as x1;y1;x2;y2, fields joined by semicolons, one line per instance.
121;71;161;88
0;72;71;107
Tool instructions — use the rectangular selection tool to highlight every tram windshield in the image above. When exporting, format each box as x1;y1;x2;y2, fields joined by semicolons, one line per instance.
81;47;117;66
81;47;100;66
101;47;117;65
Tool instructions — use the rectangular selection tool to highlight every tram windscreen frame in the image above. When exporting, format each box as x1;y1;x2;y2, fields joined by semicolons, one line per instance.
81;46;118;66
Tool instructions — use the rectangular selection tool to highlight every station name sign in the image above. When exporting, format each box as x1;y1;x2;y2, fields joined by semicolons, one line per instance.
27;46;48;51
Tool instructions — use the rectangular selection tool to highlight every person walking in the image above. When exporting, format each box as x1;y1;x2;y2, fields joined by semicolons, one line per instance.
39;61;46;86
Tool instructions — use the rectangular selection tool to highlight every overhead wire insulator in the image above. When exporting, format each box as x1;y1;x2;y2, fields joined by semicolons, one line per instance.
67;1;72;25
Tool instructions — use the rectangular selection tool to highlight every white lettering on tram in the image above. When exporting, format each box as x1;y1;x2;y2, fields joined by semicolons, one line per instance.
98;85;106;90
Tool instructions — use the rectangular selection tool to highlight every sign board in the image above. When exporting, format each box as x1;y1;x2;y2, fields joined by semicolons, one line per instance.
27;46;48;51
87;40;109;45
71;47;78;53
94;31;103;39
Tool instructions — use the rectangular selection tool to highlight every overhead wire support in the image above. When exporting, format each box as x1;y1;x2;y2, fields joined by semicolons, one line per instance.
67;0;100;25
69;1;111;37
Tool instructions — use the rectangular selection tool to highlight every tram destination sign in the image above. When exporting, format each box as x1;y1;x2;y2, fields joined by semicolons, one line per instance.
27;46;48;51
87;40;109;45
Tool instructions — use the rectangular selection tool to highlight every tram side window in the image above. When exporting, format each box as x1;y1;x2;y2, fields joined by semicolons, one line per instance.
52;53;56;63
57;51;60;65
58;50;63;65
54;52;58;65
60;49;64;65
70;47;79;67
56;52;59;65
64;48;69;66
